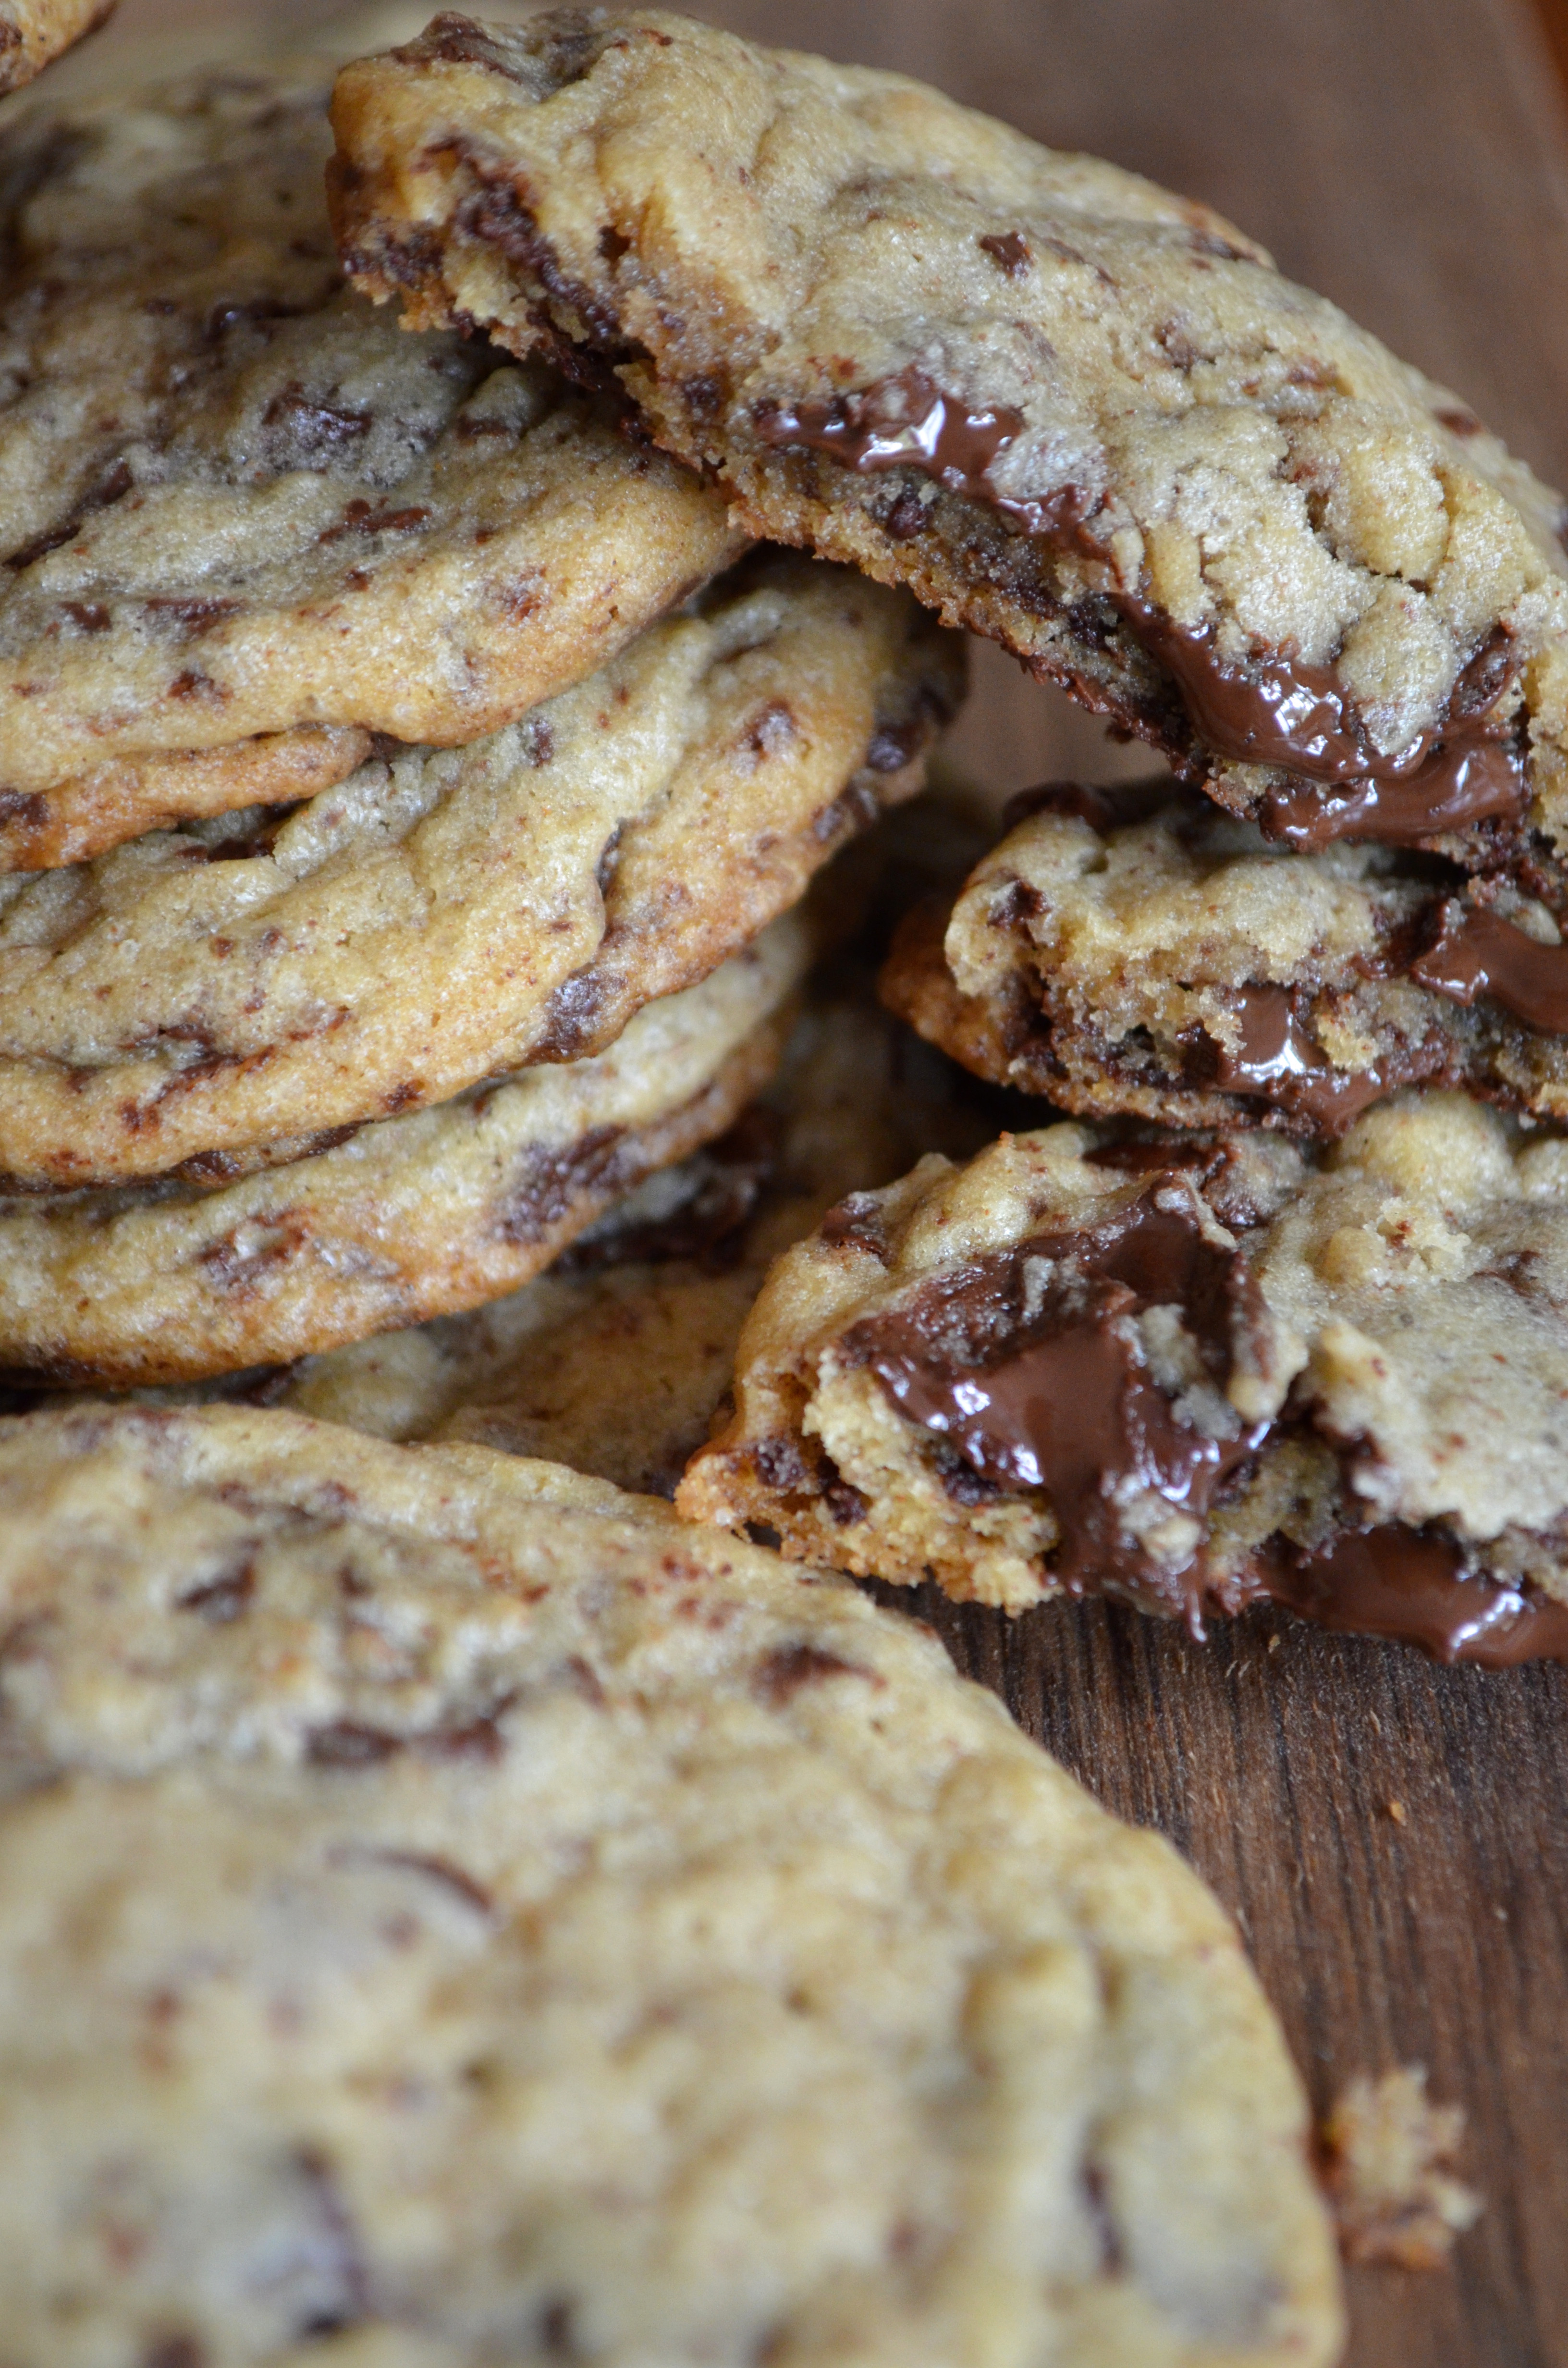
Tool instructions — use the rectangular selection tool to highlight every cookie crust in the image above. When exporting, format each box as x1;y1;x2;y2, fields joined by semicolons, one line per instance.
331;8;1568;864
0;1400;1342;2365
0;555;960;1185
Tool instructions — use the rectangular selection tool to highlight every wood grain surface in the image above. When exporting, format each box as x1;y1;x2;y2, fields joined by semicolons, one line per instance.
30;1;1568;2361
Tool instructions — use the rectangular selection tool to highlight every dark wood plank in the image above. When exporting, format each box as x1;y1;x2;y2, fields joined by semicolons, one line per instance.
866;1584;1568;2368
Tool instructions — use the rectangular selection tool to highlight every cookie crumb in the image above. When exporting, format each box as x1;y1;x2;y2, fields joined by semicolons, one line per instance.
1386;1798;1408;1825
1321;2066;1482;2267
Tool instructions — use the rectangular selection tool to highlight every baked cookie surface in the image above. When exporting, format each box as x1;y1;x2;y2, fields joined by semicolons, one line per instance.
0;555;959;1185
0;66;740;865
678;1098;1568;1661
0;0;111;94
332;9;1568;865
0;1400;1341;2366
262;968;1011;1487
0;914;805;1385
882;779;1568;1133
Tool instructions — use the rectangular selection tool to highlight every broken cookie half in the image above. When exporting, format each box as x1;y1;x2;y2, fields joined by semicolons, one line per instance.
882;778;1568;1134
331;8;1568;871
678;1098;1568;1664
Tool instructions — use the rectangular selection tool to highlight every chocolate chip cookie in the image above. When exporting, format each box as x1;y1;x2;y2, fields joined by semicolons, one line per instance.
0;555;960;1187
679;1097;1568;1665
0;0;112;93
0;1400;1341;2366
0;914;806;1386
332;8;1568;873
0;65;740;866
882;778;1568;1133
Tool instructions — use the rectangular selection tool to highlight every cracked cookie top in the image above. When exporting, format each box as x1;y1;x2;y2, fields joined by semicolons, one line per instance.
331;8;1568;864
0;554;960;1185
0;64;740;860
0;1402;1339;2366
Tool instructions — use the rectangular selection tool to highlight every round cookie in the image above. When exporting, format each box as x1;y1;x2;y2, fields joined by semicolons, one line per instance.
0;1399;1342;2366
0;914;806;1386
0;66;740;865
881;778;1568;1134
0;0;112;94
331;10;1568;870
678;1100;1568;1663
0;554;961;1186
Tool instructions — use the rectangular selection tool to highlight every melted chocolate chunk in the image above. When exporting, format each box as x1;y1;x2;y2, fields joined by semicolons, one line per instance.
755;366;1023;504
839;1189;1267;1610
1411;903;1568;1035
1119;599;1369;778
751;365;1526;851
1258;732;1526;851
1119;600;1528;844
1194;986;1405;1132
820;1191;890;1260
757;364;1097;542
1261;1527;1568;1667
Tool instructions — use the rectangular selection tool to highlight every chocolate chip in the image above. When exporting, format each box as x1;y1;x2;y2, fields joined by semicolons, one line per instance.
753;1436;809;1493
7;457;133;571
498;1125;630;1243
175;1554;257;1623
882;486;929;540
821;1193;889;1260
753;1641;878;1704
0;790;46;832
978;230;1031;276
745;698;796;758
307;1722;403;1767
141;2338;206;2368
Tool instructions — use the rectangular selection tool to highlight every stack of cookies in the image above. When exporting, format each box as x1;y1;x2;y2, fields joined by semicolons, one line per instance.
322;5;1568;1673
0;57;962;1388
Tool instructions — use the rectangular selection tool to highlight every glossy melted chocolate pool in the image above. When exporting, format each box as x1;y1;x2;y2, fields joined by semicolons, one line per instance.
758;368;1528;846
825;1176;1568;1664
837;1185;1267;1617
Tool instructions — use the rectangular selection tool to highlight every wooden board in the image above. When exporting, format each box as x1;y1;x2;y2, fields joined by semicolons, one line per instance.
37;1;1568;2359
